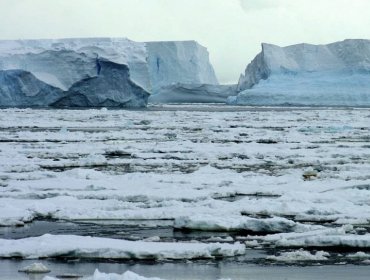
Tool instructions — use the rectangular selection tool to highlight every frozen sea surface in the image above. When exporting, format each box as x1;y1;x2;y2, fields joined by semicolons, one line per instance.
0;105;370;278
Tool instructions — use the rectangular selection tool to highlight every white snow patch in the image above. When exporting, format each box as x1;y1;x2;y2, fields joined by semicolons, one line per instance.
266;249;330;262
43;269;165;280
347;252;370;259
19;262;50;273
174;215;321;233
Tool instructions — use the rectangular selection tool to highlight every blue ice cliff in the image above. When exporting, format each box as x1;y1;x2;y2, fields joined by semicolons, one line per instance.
231;39;370;106
0;38;219;107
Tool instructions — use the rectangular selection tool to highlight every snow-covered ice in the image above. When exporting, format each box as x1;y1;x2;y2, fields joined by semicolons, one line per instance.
18;262;50;273
266;249;330;262
43;270;165;280
0;105;370;264
0;234;245;260
174;215;321;233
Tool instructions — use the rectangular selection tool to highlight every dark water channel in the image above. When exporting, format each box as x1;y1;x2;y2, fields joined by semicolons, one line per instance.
0;220;233;242
2;259;370;280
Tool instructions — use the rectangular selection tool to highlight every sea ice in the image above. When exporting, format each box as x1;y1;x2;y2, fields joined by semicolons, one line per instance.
18;262;50;273
43;270;165;280
0;234;245;260
266;249;330;262
0;107;370;259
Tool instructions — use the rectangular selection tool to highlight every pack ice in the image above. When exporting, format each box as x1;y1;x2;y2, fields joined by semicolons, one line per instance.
0;38;218;107
231;39;370;106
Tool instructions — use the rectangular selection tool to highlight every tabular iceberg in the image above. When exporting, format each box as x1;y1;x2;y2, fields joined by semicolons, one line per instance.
146;40;218;90
232;39;370;106
0;38;219;107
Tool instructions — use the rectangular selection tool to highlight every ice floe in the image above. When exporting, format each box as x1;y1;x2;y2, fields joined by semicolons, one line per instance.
266;249;330;262
43;269;165;280
0;234;245;260
1;106;370;261
18;262;51;273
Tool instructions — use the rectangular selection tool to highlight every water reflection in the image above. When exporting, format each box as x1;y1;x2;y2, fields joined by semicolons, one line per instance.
4;259;370;280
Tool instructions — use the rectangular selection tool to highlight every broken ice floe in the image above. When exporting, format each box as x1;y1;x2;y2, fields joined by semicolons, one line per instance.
18;262;50;273
0;234;245;260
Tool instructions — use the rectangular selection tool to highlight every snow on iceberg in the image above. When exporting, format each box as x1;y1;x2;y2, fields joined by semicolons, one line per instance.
233;39;370;106
0;234;245;260
0;49;97;91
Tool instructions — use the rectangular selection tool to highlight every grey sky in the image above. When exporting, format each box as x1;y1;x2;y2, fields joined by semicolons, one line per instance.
1;0;370;84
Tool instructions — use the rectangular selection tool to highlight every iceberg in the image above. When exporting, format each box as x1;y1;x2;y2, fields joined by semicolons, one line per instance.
0;38;219;107
233;39;370;106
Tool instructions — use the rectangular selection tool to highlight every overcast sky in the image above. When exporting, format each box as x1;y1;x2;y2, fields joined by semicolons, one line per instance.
1;0;370;83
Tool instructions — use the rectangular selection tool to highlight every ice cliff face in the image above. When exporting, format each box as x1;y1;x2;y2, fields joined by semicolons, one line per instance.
0;38;218;107
234;39;370;106
0;37;218;91
0;50;96;91
53;60;149;108
146;41;218;91
0;70;63;107
0;38;150;91
238;39;370;91
236;51;270;92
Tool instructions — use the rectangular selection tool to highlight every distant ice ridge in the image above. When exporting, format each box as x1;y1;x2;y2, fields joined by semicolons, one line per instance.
232;39;370;106
0;38;218;107
149;83;236;104
43;270;164;280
